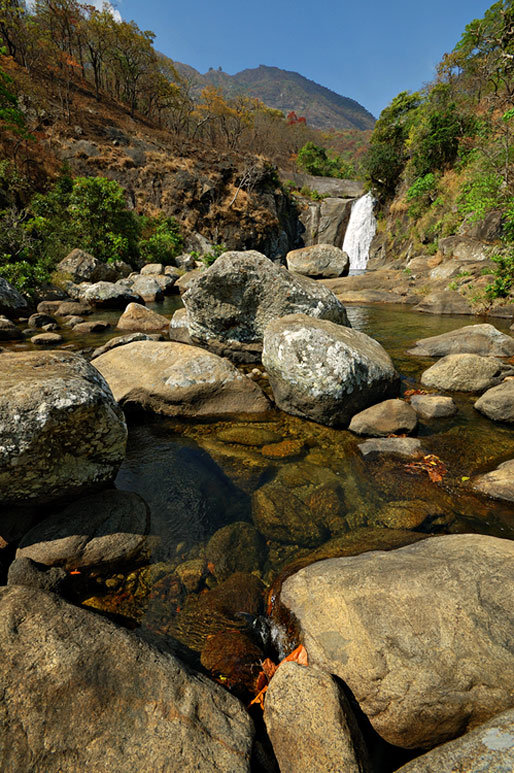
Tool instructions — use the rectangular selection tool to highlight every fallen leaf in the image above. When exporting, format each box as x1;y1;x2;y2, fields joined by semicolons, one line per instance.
283;644;309;667
249;684;268;708
461;476;470;482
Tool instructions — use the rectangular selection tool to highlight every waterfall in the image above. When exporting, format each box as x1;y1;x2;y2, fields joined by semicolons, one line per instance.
342;192;377;271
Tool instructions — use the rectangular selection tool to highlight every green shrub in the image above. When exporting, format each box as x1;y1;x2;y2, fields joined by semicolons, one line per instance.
201;244;226;266
138;214;183;264
459;173;502;222
485;250;514;299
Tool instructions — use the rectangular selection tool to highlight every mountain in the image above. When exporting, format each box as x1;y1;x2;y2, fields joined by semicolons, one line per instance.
174;63;376;131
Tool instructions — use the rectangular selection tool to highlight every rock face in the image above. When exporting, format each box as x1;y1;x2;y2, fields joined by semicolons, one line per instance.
474;380;514;423
421;354;514;392
16;489;149;570
396;709;514;772
182;251;348;358
92;341;270;418
286;244;350;278
407;324;514;358
0;351;127;506
262;314;399;426
473;459;514;502
348;399;418;436
81;281;141;309
117;302;169;332
264;662;370;773
0;276;28;317
0;586;254;772
57;248;115;283
413;291;474;315
280;534;514;750
410;394;457;420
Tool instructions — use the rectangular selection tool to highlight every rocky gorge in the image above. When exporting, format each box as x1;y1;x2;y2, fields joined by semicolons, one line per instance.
0;226;514;771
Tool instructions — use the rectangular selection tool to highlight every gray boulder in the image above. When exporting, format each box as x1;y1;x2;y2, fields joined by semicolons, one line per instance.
473;459;514;503
474;380;514;423
264;662;370;773
280;534;514;749
92;332;162;359
117;302;169;332
182;251;348;360
57;248;115;283
0;586;254;772
262;314;399;426
130;275;164;303
286;244;350;278
0;276;28;317
396;709;514;772
81;281;141;309
0;315;22;340
16;489;150;571
154;273;178;294
140;263;164;275
407;324;514;357
7;557;68;595
92;340;270;419
410;394;457;420
0;351;127;507
421;354;514;392
348;399;418;436
169;308;193;344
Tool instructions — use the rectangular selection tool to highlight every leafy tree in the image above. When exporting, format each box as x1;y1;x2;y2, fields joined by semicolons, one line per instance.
0;46;30;136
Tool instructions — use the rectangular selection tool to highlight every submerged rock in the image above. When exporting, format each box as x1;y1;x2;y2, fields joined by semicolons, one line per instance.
474;380;514;423
0;586;254;772
407;323;514;358
358;437;424;458
473;459;514;503
16;489;150;571
421;354;514;392
182;250;348;360
348;399;418;437
0;351;127;507
264;662;371;773
280;534;514;750
92;340;270;418
262;314;399;427
286;244;350;278
396;708;514;772
206;522;267;581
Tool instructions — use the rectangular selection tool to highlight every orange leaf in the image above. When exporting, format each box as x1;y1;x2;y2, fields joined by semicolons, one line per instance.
249;684;268;709
69;570;81;575
207;562;215;575
283;644;308;667
261;657;278;680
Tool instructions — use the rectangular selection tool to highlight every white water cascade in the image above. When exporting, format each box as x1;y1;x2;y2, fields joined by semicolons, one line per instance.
342;192;377;271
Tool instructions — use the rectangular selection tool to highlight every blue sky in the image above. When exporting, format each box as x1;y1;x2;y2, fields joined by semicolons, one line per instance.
113;0;493;118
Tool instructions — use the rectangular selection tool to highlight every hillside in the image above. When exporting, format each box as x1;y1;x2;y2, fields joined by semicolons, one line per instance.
174;63;376;131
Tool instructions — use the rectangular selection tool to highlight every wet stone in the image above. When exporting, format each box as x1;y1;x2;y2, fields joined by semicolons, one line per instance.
206;522;267;581
216;427;283;446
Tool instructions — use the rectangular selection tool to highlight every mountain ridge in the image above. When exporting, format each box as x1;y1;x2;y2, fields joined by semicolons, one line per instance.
173;62;376;132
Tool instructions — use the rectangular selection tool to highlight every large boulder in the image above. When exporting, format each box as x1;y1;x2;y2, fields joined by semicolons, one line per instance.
279;534;514;750
92;332;162;358
286;244;350;278
472;459;514;502
92;340;270;418
16;489;150;571
0;276;28;317
130;275;164;303
182;251;348;360
421;354;514;392
348;399;418;436
264;662;370;773
410;394;457;420
81;281;141;309
117;302;169;332
0;586;254;772
396;709;514;772
56;248;115;283
474;380;514;423
0;351;127;507
407;323;514;358
262;314;399;426
413;291;474;315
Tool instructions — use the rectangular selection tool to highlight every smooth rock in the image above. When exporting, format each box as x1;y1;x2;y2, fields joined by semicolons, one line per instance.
262;314;399;427
7;556;68;594
28;312;56;328
349;399;418;436
92;341;270;418
0;351;127;506
396;708;514;772
57;248;115;283
30;332;63;345
131;275;164;303
0;586;254;772
168;308;193;344
264;662;370;773
183;251;349;357
358;437;424;458
17;489;149;570
81;281;141;309
473;459;514;502
414;291;474;315
280;534;514;749
0;315;22;340
55;300;93;316
154;273;178;294
421;354;514;392
474;380;514;423
410;394;457;420
286;244;350;278
176;268;204;293
92;332;161;359
140;263;164;275
117;302;169;332
407;324;514;358
0;276;28;316
72;320;111;334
